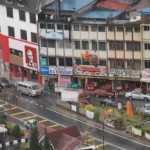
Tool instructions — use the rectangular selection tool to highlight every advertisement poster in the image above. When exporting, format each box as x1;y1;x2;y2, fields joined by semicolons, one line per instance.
24;46;37;70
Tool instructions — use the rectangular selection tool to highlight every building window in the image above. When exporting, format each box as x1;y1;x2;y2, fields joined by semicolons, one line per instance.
66;58;72;66
116;60;124;69
18;0;25;6
81;25;88;31
91;25;97;32
64;24;69;30
31;32;37;43
29;13;36;24
109;41;115;50
145;60;150;68
40;23;46;29
48;40;55;48
126;42;132;51
92;41;97;51
41;39;47;47
49;57;56;66
134;27;140;32
110;59;115;68
75;41;80;49
20;29;27;40
144;26;149;31
75;58;81;65
98;42;106;50
127;60;132;69
59;58;65;66
134;42;141;51
8;26;15;37
47;24;54;29
19;10;26;21
99;59;106;66
10;48;22;57
108;26;114;31
64;40;71;48
74;25;79;31
57;24;63;30
82;41;89;50
116;41;124;50
6;7;13;18
134;60;141;69
126;27;132;32
98;26;105;32
144;43;150;50
117;26;123;32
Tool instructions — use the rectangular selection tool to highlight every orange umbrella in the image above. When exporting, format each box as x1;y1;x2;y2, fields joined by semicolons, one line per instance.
126;101;134;118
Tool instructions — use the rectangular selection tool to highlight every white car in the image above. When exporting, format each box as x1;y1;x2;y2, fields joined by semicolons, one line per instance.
125;90;150;101
24;119;39;129
130;15;141;22
136;104;150;116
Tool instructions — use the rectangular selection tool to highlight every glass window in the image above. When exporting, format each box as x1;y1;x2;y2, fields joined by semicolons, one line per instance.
41;39;47;47
91;25;97;32
81;25;88;31
99;59;106;66
31;32;37;43
98;42;106;50
29;13;36;24
57;24;63;30
134;42;141;51
75;58;81;65
145;61;150;68
75;41;80;49
108;26;114;31
126;42;132;51
98;26;105;32
74;25;79;31
109;41;115;50
134;60;141;69
47;24;54;29
40;23;46;29
10;48;22;57
47;40;55;48
66;58;72;66
110;59;115;68
127;60;132;69
92;41;97;51
144;26;149;31
126;27;132;32
134;27;140;32
8;26;15;37
64;40;71;48
6;7;13;18
20;29;27;40
116;60;124;69
144;43;150;50
59;58;65;66
19;10;26;21
49;57;56;66
82;41;89;50
64;24;69;30
117;26;123;32
116;41;124;50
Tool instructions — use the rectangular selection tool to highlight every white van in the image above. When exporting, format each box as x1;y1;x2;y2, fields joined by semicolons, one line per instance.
16;81;41;96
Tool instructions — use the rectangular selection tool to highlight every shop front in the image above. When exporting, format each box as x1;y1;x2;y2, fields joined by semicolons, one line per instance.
109;69;141;91
40;66;73;92
74;64;108;89
141;69;150;91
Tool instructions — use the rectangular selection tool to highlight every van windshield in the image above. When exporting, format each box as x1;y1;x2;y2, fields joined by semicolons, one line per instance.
32;85;39;90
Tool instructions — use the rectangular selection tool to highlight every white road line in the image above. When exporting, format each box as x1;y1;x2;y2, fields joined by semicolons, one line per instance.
35;103;39;105
30;101;33;103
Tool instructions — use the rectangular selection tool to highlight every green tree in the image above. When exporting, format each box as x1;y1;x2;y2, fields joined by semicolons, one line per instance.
29;127;41;150
43;127;52;150
11;124;21;138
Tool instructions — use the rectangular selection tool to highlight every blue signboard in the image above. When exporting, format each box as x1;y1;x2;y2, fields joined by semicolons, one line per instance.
40;66;49;75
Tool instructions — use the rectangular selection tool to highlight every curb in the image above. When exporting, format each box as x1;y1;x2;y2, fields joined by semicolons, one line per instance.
0;138;29;148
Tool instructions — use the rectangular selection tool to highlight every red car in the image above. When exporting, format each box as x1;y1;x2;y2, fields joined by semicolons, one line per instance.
86;82;97;90
93;89;115;98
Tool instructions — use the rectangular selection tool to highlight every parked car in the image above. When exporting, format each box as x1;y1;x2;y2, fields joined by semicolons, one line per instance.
136;103;150;116
24;119;39;130
86;82;97;90
0;77;10;88
125;90;150;101
99;98;115;106
93;89;115;98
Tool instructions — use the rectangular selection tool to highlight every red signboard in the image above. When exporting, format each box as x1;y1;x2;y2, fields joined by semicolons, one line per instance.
74;65;107;76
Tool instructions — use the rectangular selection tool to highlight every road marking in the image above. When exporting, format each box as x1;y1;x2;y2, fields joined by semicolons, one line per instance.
21;115;37;121
11;111;26;116
84;138;95;142
35;103;39;105
95;143;107;148
30;101;33;103
39;119;48;123
49;124;59;128
6;107;16;111
40;105;44;107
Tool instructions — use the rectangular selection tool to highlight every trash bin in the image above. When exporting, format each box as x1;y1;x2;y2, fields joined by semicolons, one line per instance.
118;102;122;109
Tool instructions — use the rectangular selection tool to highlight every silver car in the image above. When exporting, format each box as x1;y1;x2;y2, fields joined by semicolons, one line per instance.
125;90;150;101
136;104;150;116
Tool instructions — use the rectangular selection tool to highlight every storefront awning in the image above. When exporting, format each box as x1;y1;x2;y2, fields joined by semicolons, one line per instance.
140;78;150;82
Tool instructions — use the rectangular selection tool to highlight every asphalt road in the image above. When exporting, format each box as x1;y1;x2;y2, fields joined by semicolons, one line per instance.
1;91;149;150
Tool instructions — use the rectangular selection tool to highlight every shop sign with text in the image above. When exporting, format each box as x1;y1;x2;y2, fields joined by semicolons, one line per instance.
74;65;107;76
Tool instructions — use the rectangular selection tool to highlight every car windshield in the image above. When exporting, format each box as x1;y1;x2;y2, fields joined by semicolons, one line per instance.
32;85;39;90
145;105;150;110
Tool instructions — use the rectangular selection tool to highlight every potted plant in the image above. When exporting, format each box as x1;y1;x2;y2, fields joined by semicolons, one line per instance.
85;104;95;119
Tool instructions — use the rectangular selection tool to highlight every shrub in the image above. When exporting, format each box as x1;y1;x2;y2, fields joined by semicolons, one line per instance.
0;117;6;124
85;104;95;112
11;124;21;138
94;107;100;122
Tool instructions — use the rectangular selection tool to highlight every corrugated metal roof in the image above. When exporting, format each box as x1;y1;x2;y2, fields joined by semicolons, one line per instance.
48;0;96;11
96;0;129;11
80;10;123;19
